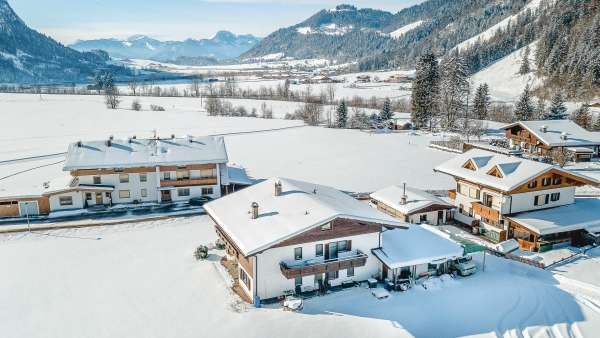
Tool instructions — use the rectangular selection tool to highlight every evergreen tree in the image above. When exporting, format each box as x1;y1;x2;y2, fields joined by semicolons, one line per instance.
411;53;440;130
594;116;600;132
519;46;531;75
544;93;568;120
573;104;592;130
379;98;393;121
514;85;535;121
336;100;348;128
439;55;470;130
472;83;490;120
535;97;546;120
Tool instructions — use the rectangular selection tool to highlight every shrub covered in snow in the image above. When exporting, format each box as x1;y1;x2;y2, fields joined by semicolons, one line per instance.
194;245;209;260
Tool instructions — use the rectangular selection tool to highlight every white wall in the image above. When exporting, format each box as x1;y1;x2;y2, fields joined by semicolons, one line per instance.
507;186;575;214
48;191;85;211
253;232;380;300
407;210;448;225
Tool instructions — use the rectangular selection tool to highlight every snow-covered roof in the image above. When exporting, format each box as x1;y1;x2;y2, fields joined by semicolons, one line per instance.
372;225;464;269
63;136;228;171
434;149;600;192
506;198;600;236
503;120;600;147
370;185;453;215
204;177;404;256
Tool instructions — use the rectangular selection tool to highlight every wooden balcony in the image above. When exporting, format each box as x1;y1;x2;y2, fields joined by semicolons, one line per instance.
448;189;456;200
279;250;368;279
160;177;217;187
471;202;500;222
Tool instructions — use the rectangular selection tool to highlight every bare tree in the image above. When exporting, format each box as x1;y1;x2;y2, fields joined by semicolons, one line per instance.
205;96;222;116
295;102;322;126
190;76;202;98
128;75;139;96
326;83;336;104
547;148;574;167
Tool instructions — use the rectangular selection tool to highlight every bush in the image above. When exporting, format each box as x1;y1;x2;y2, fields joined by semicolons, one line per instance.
131;100;142;111
194;245;209;260
215;239;225;250
150;105;165;111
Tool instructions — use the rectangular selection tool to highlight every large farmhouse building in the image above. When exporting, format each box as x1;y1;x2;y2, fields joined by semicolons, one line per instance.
0;135;231;218
503;120;600;161
435;149;600;251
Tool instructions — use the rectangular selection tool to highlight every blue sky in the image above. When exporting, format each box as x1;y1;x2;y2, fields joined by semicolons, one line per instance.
9;0;422;44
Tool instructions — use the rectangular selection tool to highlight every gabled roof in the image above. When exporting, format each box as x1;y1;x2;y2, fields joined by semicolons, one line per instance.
370;185;453;215
434;149;600;193
506;198;600;235
63;136;228;171
503;120;600;147
372;225;464;269
204;177;404;256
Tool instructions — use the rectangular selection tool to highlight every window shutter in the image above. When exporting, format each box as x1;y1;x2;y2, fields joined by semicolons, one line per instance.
534;196;539;206
347;240;352;251
324;243;329;260
545;194;549;204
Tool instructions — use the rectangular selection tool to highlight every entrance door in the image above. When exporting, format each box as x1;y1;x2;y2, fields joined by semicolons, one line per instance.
437;210;444;225
95;192;103;205
19;201;39;217
161;190;172;202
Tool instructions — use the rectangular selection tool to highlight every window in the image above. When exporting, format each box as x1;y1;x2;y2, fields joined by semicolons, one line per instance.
119;190;131;199
346;267;354;277
527;180;538;189
551;192;560;202
201;187;214;195
534;194;549;206
469;187;480;199
59;196;73;206
119;174;129;183
200;169;217;178
420;214;428;223
326;271;338;280
338;240;350;252
93;176;101;184
139;173;147;182
239;268;251;290
177;188;190;197
315;244;323;257
294;247;302;260
294;276;302;287
553;177;562;185
105;192;111;198
176;170;190;180
85;193;92;201
321;222;332;231
542;177;552;186
163;172;171;181
141;189;147;198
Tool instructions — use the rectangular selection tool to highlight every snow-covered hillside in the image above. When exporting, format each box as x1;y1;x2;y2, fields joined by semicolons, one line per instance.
390;21;423;39
453;0;545;52
471;41;541;102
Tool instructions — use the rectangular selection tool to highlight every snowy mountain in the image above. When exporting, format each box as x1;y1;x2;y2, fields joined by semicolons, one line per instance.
0;0;114;83
70;31;261;62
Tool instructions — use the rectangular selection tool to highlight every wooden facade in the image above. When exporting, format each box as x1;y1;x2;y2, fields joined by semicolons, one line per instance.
160;178;218;187
70;163;217;177
279;252;368;279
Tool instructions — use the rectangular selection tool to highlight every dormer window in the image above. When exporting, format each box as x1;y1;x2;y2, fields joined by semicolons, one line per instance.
486;166;504;178
462;159;477;171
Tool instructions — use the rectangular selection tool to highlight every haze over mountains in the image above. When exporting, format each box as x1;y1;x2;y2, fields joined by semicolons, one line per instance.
70;31;261;63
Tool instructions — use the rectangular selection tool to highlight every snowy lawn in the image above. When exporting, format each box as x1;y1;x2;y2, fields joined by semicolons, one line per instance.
1;215;600;338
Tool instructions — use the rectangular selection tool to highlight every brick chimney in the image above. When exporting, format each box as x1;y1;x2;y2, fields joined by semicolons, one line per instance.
250;202;259;219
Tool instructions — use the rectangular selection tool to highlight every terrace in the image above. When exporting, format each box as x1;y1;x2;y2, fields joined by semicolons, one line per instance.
279;250;368;279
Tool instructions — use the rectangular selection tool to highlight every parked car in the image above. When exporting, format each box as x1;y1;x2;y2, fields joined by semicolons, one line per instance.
450;255;476;276
189;196;213;206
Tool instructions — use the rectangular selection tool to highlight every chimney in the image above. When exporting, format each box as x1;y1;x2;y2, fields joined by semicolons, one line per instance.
540;125;547;133
76;141;82;147
560;132;568;141
132;135;137;139
106;139;112;147
250;202;259;219
274;181;282;196
171;134;175;139
400;183;407;205
109;135;114;141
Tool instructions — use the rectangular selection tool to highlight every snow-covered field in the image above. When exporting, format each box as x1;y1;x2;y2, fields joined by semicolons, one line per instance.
1;215;600;338
0;93;452;198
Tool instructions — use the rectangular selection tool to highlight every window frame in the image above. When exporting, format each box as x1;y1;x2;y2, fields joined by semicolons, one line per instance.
550;192;560;202
542;177;552;187
140;188;148;198
294;247;302;260
119;173;129;183
139;173;147;183
321;222;332;231
118;190;131;199
93;176;102;185
177;188;191;197
552;177;562;185
59;196;73;206
201;187;214;195
315;244;323;257
346;266;354;277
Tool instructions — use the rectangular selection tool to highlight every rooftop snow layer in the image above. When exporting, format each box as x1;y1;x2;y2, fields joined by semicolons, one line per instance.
63;136;228;171
504;120;600;147
507;198;600;235
204;177;404;256
370;185;453;215
372;225;464;269
434;149;600;192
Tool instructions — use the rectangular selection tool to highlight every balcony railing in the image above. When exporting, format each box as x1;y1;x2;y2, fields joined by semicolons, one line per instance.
160;177;217;187
471;202;500;222
279;250;368;279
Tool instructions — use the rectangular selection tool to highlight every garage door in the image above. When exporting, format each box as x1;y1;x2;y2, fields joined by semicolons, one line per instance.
19;201;39;217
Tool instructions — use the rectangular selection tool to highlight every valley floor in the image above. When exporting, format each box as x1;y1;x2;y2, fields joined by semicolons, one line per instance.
1;215;600;338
